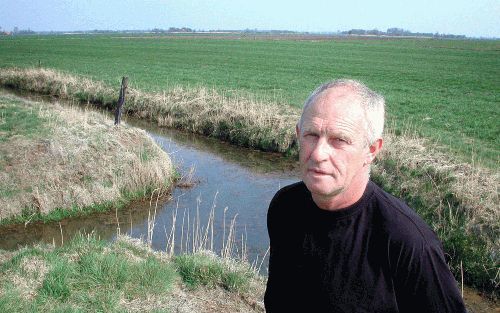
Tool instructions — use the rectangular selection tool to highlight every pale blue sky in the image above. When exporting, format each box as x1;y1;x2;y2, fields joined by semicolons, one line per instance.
1;0;499;38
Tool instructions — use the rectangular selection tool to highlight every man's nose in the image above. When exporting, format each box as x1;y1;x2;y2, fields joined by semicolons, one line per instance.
310;137;332;162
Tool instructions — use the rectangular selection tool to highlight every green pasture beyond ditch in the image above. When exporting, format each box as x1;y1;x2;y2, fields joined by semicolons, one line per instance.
0;34;498;167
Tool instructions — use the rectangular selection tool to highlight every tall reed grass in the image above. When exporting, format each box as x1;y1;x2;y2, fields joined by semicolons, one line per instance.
145;189;268;275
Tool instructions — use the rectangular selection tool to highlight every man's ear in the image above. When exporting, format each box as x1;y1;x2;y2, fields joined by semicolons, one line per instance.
365;138;383;165
295;124;300;143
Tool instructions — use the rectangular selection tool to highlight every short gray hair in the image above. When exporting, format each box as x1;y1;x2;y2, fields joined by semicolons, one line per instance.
300;79;385;144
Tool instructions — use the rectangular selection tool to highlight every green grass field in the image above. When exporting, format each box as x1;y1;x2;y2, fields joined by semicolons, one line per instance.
0;34;498;167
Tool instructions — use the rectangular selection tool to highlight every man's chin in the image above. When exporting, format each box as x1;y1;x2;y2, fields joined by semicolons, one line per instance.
304;181;344;198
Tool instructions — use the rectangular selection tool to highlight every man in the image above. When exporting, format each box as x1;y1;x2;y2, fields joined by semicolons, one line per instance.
264;80;466;312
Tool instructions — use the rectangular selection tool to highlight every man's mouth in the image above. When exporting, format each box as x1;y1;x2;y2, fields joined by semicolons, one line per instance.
308;168;330;175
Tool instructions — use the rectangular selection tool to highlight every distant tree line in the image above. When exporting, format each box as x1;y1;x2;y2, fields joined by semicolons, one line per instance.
151;27;194;33
0;26;36;35
342;27;466;39
0;25;471;39
242;29;298;34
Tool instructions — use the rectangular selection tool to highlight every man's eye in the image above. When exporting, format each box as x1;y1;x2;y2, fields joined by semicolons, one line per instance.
332;138;348;143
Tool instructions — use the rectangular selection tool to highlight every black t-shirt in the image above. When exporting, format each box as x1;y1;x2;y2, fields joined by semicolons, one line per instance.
264;181;466;313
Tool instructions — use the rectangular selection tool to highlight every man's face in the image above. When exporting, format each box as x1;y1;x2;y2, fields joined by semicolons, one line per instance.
297;89;372;206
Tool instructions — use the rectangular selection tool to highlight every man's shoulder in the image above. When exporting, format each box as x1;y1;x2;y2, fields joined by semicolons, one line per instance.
369;182;441;248
368;182;466;312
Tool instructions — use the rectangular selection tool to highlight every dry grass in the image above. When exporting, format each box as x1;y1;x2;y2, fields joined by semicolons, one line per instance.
128;86;298;153
0;67;115;104
6;256;49;300
0;92;174;221
376;132;499;243
165;281;265;313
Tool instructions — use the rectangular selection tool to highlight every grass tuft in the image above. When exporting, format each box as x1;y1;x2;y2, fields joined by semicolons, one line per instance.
174;252;254;292
39;259;73;301
0;234;263;312
77;251;129;289
130;256;177;296
0;97;50;142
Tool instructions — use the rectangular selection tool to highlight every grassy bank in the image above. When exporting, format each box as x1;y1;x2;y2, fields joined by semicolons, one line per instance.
0;234;264;312
0;91;175;223
0;69;498;293
0;68;298;154
0;35;498;167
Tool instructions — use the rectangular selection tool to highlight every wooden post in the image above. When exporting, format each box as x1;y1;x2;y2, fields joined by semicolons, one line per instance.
114;76;128;125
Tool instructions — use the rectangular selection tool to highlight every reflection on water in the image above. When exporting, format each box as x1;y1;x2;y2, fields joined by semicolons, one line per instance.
0;110;299;272
130;117;298;175
0;200;154;250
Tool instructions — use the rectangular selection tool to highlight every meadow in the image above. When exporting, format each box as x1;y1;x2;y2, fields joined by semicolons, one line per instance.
0;34;498;167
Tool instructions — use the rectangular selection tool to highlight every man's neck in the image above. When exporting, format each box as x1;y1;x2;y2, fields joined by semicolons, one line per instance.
312;177;369;211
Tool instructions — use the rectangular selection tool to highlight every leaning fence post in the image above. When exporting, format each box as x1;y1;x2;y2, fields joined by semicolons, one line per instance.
114;76;128;125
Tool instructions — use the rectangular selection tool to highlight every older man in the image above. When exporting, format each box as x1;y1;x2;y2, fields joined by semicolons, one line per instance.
264;80;466;312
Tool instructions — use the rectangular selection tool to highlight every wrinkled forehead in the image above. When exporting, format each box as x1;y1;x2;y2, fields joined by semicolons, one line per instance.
301;88;365;125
